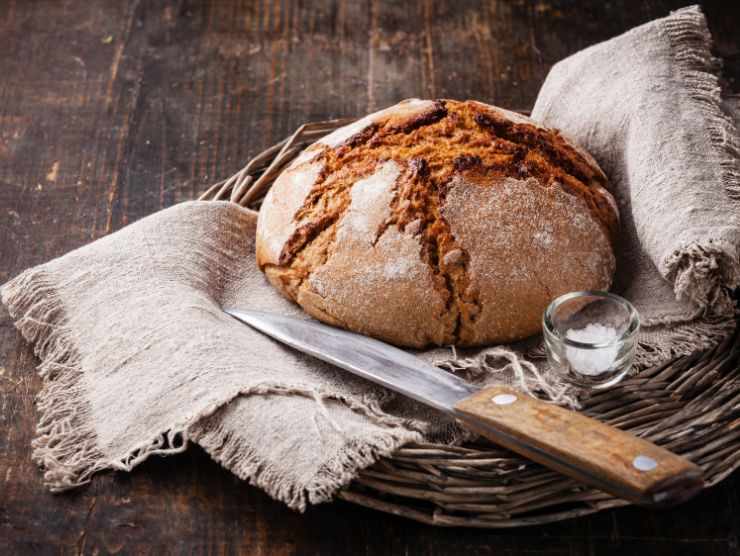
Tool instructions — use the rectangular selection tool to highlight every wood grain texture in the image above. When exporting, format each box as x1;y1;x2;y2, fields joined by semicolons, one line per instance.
455;386;703;506
1;0;739;554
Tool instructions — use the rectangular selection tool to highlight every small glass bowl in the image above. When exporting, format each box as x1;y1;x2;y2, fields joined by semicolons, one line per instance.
543;291;640;389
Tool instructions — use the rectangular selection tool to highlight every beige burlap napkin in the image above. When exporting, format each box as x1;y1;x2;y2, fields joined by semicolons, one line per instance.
531;4;739;367
2;5;737;510
1;204;457;508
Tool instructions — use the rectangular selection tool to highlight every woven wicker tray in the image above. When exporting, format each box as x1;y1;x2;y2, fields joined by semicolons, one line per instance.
199;119;740;528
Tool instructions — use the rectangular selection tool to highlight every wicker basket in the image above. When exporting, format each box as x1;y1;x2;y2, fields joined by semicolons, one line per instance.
199;119;740;528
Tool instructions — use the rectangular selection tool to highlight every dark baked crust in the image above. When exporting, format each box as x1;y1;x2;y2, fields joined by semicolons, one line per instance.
256;99;618;347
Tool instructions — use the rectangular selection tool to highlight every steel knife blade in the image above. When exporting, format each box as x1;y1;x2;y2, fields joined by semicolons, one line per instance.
226;308;477;412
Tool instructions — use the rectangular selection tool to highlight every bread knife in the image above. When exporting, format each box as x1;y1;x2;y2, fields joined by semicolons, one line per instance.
225;309;704;507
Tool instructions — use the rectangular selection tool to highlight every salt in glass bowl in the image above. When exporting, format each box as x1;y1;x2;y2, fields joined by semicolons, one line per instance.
543;291;640;389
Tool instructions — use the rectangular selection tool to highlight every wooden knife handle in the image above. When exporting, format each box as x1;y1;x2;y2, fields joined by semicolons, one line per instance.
454;386;704;506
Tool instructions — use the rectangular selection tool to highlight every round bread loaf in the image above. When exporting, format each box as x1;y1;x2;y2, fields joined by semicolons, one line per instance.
256;99;618;348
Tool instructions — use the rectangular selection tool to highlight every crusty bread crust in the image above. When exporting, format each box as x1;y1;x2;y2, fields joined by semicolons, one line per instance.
255;99;618;348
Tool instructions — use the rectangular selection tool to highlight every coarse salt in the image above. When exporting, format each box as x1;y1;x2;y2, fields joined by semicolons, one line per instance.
565;323;620;376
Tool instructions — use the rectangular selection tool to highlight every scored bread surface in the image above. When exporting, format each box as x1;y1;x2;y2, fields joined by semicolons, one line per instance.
256;99;618;348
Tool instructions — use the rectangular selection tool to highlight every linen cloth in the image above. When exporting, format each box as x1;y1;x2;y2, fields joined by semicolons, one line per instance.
2;5;738;510
531;5;739;366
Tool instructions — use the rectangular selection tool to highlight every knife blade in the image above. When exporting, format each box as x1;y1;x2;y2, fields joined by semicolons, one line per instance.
226;308;477;412
226;308;704;507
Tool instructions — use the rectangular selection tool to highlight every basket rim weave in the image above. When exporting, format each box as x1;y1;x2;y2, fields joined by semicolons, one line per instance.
199;117;740;528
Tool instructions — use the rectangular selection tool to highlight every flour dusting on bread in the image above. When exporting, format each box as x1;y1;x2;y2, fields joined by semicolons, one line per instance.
257;161;324;265
338;160;400;241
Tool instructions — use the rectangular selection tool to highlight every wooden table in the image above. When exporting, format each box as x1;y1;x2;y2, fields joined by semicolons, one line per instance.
1;1;739;554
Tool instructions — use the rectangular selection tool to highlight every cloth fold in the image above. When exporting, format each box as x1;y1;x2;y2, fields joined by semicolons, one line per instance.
2;5;738;510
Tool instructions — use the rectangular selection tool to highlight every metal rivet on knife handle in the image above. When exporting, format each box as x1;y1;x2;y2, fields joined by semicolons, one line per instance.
492;393;517;405
633;455;658;472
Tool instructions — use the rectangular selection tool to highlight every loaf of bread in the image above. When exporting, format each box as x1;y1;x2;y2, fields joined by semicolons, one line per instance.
256;99;618;348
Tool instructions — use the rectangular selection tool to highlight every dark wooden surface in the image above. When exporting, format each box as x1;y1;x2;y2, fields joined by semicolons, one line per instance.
1;1;739;554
